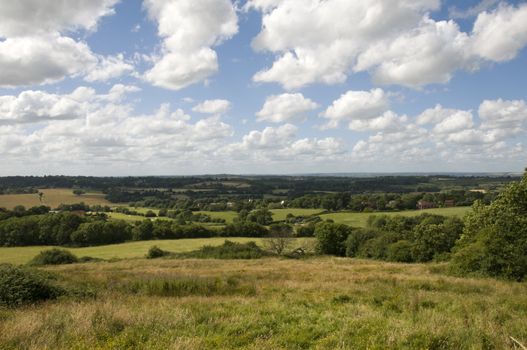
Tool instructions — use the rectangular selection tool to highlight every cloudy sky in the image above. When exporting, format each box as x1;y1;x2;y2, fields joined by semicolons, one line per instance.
1;0;526;175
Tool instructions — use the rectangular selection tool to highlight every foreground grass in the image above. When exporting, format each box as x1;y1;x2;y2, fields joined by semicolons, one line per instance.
0;257;526;349
320;207;472;227
0;238;314;265
0;189;111;210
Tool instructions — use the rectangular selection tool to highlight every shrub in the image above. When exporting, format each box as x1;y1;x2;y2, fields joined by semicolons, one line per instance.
451;172;527;280
387;240;414;262
314;221;352;256
179;240;265;259
345;229;379;257
357;232;401;260
29;248;78;266
0;264;63;306
146;245;170;259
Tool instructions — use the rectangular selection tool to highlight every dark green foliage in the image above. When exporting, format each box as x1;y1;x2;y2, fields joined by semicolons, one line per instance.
386;240;414;262
411;218;463;262
29;248;78;266
451;173;527;280
345;229;379;257
296;224;315;237
357;232;401;260
247;208;273;225
146;245;170;259
0;264;63;306
178;240;265;259
314;221;352;256
222;221;268;237
70;220;131;246
132;220;154;241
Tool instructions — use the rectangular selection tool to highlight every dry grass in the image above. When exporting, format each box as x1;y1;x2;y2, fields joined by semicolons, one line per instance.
0;189;111;210
1;257;526;349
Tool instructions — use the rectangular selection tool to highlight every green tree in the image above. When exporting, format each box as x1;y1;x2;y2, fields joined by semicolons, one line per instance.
314;221;352;256
451;172;527;280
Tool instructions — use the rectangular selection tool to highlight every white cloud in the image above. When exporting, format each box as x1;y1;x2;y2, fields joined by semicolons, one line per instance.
355;18;471;87
478;98;527;135
432;110;474;134
256;93;318;123
143;0;238;90
471;3;527;62
0;35;97;88
84;54;135;82
0;0;118;37
248;0;527;89
322;88;389;128
192;99;231;115
0;0;125;87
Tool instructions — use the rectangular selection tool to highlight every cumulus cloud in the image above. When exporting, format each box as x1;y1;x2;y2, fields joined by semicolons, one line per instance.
351;97;527;166
84;54;135;82
247;0;527;89
143;0;238;90
192;99;231;115
471;3;527;62
0;0;131;87
256;93;319;123
322;88;389;128
222;123;345;162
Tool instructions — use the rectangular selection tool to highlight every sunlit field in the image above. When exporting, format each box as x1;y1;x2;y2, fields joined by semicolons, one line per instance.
0;257;525;349
0;189;111;210
320;207;471;227
0;238;314;265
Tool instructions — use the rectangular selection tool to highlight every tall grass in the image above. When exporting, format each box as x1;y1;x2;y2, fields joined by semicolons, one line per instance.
0;257;526;349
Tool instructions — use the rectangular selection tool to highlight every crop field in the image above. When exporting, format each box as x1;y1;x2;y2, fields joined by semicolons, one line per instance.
0;189;111;210
320;207;472;227
0;238;314;265
1;257;526;349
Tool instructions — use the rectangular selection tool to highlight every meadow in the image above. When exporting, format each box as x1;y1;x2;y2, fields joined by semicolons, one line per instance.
1;257;526;349
0;189;110;210
0;238;313;265
319;207;471;227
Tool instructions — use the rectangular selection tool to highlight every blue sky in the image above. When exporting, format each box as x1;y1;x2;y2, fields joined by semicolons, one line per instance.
0;0;526;175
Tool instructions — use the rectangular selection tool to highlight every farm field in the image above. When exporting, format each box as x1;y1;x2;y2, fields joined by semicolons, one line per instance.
0;257;525;349
320;206;472;227
0;237;313;265
270;208;324;220
0;189;111;210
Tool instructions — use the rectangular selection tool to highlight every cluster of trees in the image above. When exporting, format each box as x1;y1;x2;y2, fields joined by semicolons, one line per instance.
314;214;464;263
313;171;527;281
288;190;493;212
0;211;272;247
450;172;527;281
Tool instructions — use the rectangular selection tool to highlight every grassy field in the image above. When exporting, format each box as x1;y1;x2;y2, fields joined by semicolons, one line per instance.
194;211;238;223
320;207;472;227
0;189;111;210
0;238;313;265
1;257;526;349
270;208;324;221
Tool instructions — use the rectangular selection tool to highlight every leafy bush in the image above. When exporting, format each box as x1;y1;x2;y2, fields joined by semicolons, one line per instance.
387;240;414;262
179;240;265;259
451;173;527;280
0;264;63;306
29;248;78;266
146;245;170;259
345;229;379;257
314;221;352;256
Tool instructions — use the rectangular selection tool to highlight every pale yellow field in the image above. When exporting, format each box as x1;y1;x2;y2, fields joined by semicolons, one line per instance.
0;188;111;210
